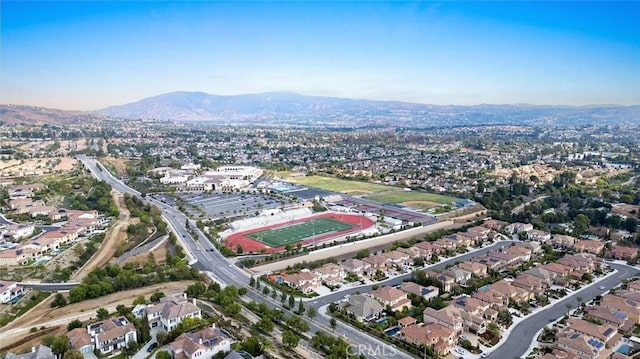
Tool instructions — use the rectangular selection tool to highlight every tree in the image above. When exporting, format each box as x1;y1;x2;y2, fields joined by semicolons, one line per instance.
225;302;242;318
307;306;317;320
156;331;169;345
282;330;300;349
330;318;337;332
565;303;573;316
156;350;171;359
288;294;295;309
67;319;83;331
576;296;584;308
63;349;83;359
52;335;71;357
281;292;287;304
96;307;109;320
249;277;256;288
573;214;590;236
256;316;274;333
297;299;305;315
150;292;165;302
132;295;146;305
51;293;67;308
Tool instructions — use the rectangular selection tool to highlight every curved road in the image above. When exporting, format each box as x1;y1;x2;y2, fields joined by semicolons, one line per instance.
75;156;638;359
489;262;640;359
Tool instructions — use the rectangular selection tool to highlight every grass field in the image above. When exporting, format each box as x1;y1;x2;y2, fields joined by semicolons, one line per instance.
365;191;458;205
288;175;390;193
246;218;354;247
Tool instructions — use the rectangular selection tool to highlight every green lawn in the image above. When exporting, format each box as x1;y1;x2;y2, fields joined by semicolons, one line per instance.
288;175;391;193
365;191;458;205
246;218;354;247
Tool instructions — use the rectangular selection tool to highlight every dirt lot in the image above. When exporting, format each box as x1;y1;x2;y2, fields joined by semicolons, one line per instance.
72;191;131;280
0;281;195;351
120;240;169;266
100;157;129;177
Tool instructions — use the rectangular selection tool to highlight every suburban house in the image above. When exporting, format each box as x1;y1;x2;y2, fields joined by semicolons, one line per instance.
423;306;464;335
473;288;508;311
556;331;608;359
340;258;370;276
0;280;24;304
87;316;137;354
504;245;532;262
504;222;533;234
3;224;35;240
601;294;640;324
398;282;440;301
584;306;632;332
369;286;412;312
398;316;417;328
550;234;578;248
170;324;233;359
413;241;437;257
381;250;411;267
425;271;456;292
610;245;638;261
5;345;56;359
282;270;321;294
457;261;488;277
628;281;640;293
396;246;422;260
527;230;551;242
574;240;605;255
483;219;506;232
443;267;472;285
341;294;384;322
512;273;548;296
401;323;455;357
565;318;619;345
488;280;534;304
362;255;390;271
313;263;345;287
524;267;557;286
147;294;202;332
67;328;94;354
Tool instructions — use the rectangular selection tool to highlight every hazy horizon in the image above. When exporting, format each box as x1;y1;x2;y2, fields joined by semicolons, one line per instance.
1;1;639;110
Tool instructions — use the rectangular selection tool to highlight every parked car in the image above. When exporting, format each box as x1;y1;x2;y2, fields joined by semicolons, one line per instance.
147;342;158;352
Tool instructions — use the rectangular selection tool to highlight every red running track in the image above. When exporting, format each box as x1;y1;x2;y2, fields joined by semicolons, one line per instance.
224;212;375;253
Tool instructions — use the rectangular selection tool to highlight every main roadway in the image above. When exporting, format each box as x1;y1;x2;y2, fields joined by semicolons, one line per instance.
74;155;639;358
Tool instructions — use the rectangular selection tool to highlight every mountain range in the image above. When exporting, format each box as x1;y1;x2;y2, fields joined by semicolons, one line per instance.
97;91;640;127
3;92;639;127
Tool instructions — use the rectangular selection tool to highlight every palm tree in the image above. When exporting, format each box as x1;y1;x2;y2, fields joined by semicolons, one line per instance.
576;295;583;307
565;302;573;316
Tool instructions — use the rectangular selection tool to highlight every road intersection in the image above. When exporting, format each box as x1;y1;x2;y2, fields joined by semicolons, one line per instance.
73;155;640;358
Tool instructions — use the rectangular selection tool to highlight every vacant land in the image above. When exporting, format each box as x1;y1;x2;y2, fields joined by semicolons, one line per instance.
246;218;354;247
288;175;390;193
366;191;458;206
0;281;195;351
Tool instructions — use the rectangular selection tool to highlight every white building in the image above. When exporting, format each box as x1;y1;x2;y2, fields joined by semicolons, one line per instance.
0;280;24;304
147;294;202;332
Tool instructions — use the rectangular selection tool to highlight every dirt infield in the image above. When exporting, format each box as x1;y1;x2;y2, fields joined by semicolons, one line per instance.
224;212;375;253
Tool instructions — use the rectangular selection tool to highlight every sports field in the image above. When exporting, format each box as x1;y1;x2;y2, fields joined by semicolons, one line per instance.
246;218;354;247
366;191;458;205
288;175;390;194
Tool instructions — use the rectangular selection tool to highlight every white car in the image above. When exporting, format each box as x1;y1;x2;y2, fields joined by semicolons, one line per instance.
599;285;606;290
455;348;465;354
481;353;489;358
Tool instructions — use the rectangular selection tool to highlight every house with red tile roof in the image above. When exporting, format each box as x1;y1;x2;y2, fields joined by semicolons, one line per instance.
401;323;455;357
370;286;412;312
575;240;605;255
610;245;638;261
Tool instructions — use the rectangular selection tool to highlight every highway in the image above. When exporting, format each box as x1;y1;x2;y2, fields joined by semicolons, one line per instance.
75;155;639;359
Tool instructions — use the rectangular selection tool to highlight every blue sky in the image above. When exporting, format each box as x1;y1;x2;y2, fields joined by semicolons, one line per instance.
1;1;639;110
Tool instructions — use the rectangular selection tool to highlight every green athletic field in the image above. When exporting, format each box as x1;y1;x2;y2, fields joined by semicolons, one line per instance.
288;175;390;193
246;218;354;247
365;191;458;205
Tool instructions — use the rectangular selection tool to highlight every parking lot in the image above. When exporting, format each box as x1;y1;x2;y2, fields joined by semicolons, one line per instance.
178;193;285;218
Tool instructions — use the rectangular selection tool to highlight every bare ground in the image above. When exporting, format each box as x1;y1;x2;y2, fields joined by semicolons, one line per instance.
72;191;131;281
0;281;195;350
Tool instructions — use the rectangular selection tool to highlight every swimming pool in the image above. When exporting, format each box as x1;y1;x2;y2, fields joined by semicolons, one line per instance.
618;344;632;354
385;326;400;336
